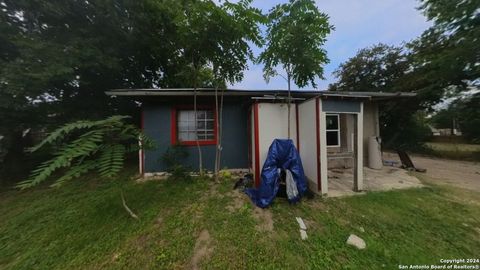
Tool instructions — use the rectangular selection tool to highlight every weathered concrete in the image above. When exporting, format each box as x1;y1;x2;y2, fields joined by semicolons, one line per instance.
328;166;423;197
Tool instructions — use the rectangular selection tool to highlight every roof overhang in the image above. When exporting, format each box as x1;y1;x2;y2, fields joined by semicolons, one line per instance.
105;88;416;101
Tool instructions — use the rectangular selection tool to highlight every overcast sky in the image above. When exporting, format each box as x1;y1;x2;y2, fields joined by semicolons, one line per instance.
231;0;432;90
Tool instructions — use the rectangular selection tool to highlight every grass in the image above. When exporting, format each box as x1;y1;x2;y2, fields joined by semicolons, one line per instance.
1;171;479;269
424;142;480;161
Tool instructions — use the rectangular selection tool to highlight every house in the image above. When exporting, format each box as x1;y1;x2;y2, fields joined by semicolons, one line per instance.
105;88;415;195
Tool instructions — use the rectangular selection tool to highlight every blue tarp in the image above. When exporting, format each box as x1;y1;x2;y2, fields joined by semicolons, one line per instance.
245;139;308;208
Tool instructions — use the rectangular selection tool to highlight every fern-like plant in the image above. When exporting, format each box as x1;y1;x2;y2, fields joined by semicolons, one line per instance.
17;115;153;219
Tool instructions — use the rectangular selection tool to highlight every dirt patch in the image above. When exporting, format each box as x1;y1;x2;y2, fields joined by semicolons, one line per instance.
154;216;163;227
135;234;150;250
189;229;213;270
204;182;224;199
384;152;480;192
252;208;274;232
226;190;246;212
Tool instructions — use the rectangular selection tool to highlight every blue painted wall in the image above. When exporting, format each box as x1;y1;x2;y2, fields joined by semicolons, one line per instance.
143;100;249;172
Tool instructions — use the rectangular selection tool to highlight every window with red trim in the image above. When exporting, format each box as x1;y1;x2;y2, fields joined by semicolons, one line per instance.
172;108;216;145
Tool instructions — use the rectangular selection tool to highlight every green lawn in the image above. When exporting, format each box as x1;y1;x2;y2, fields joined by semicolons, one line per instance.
425;142;480;161
1;171;479;269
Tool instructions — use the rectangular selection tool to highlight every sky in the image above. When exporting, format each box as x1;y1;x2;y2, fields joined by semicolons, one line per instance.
231;0;432;90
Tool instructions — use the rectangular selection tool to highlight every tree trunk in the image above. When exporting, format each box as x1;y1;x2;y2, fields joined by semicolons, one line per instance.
191;61;203;175
217;88;225;180
194;87;203;174
287;72;292;139
214;85;220;181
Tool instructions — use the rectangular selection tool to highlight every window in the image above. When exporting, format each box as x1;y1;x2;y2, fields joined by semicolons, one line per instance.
175;109;216;145
326;114;340;147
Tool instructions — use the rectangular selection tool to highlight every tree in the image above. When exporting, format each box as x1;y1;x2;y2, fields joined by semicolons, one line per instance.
409;0;479;99
329;44;431;149
17;115;153;219
430;106;459;130
174;0;263;176
258;0;333;138
432;92;480;142
455;92;480;143
209;0;263;181
0;0;216;182
329;44;410;93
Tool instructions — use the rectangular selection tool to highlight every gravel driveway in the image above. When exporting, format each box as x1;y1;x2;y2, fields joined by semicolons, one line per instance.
383;152;480;192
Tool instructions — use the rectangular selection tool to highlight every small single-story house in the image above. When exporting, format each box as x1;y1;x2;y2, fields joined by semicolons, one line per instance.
106;88;415;195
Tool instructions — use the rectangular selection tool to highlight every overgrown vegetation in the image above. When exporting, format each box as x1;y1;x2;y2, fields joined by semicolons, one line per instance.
0;0;265;183
14;116;152;219
0;171;479;269
161;145;191;181
17;116;151;189
330;0;479;149
430;93;480;143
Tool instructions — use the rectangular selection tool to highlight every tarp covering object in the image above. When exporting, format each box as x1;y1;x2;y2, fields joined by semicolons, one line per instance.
245;139;307;208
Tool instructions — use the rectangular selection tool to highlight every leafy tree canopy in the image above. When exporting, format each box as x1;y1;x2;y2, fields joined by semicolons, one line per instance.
432;92;480;142
329;44;430;149
258;0;333;88
0;0;264;181
329;44;409;93
408;0;480;98
175;0;263;87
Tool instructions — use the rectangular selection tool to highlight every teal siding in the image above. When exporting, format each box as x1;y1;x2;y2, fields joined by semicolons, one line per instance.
143;101;249;172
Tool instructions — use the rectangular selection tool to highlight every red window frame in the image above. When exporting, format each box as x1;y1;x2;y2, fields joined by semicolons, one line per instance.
170;105;217;146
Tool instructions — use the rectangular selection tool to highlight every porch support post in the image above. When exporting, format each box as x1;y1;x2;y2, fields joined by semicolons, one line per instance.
354;102;364;191
318;102;328;195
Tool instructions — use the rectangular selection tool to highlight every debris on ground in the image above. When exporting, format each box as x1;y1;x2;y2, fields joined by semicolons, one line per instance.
296;217;308;240
346;234;366;249
300;229;308;240
233;173;253;190
397;150;427;173
296;217;307;230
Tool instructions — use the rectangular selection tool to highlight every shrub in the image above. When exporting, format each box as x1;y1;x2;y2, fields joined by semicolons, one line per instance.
161;145;191;180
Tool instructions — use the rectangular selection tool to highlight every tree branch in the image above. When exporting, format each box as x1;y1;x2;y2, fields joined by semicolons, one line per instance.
121;190;139;220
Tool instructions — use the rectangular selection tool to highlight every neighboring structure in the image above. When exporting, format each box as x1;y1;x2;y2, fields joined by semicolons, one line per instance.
106;88;415;195
429;126;463;136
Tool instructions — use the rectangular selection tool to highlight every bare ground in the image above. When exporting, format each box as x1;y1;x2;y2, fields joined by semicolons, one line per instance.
225;190;246;213
383;152;480;192
189;230;213;270
252;207;274;232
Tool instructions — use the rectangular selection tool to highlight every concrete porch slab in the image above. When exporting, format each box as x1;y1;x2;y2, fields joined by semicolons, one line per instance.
327;166;423;197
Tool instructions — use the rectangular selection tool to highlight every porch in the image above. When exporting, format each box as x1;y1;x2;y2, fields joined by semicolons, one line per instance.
327;166;423;197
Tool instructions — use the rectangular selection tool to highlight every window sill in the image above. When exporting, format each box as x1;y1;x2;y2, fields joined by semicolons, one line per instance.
176;140;217;146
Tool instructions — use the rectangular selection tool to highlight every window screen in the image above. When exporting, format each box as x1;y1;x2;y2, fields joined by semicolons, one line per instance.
177;110;215;142
326;114;340;147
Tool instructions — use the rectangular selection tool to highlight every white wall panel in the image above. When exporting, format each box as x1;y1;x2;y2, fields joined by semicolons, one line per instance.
257;103;297;171
298;99;318;191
